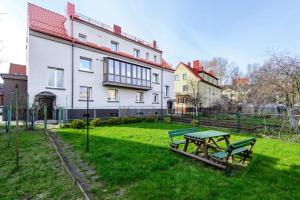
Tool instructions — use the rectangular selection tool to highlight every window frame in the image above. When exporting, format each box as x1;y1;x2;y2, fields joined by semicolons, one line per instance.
152;93;159;104
79;57;92;71
183;85;188;92
165;85;170;97
107;89;118;102
136;91;144;103
182;73;187;80
78;33;87;42
47;67;64;88
152;73;159;84
175;75;179;81
79;86;92;100
111;41;119;52
133;49;140;59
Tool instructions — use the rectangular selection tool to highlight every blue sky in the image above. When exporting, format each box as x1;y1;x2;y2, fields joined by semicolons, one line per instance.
1;0;300;74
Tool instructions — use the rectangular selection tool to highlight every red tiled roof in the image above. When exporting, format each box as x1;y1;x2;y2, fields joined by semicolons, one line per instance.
233;77;249;86
27;3;174;71
28;3;70;40
9;63;26;75
176;62;221;88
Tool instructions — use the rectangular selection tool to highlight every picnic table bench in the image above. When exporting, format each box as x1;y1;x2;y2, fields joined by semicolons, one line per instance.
168;129;256;170
168;128;197;149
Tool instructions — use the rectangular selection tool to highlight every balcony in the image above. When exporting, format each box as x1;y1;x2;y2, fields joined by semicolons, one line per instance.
103;57;152;90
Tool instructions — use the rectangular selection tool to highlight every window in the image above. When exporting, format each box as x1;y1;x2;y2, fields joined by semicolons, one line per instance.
183;85;188;92
182;74;187;80
136;92;144;102
80;57;92;71
165;85;170;97
79;86;92;99
133;49;140;58
153;93;159;103
154;55;157;63
48;67;64;88
104;58;151;87
175;75;179;81
108;89;118;101
146;53;149;60
78;34;86;42
153;73;159;83
111;41;118;52
209;87;211;95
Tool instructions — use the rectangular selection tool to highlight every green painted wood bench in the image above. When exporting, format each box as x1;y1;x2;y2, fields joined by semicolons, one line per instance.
168;128;197;149
211;137;256;166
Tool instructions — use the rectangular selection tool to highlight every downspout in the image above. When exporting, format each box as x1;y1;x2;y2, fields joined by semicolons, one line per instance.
71;15;74;109
161;66;163;118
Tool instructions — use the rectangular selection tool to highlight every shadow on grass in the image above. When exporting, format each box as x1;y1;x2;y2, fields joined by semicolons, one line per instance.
58;129;300;199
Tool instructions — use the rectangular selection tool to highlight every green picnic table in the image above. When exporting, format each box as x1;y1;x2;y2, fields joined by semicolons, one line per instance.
183;130;230;159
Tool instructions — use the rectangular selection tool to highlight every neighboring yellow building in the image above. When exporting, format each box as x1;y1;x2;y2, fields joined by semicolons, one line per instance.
174;60;222;113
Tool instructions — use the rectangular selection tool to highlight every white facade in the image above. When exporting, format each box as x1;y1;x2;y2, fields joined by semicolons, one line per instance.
27;6;174;118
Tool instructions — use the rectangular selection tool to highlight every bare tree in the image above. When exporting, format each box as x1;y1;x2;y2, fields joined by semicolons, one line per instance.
186;79;203;116
202;57;229;85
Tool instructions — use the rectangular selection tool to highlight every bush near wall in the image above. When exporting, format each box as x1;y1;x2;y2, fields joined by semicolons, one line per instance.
70;119;85;129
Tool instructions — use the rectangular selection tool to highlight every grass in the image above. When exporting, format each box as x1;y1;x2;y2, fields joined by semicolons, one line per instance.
0;129;82;199
57;122;300;199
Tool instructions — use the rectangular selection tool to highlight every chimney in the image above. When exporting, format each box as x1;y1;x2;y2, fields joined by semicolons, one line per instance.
187;62;191;67
193;60;200;72
153;40;157;49
66;2;75;16
114;25;122;35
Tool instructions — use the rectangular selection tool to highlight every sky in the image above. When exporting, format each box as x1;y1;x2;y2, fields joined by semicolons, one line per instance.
1;0;300;76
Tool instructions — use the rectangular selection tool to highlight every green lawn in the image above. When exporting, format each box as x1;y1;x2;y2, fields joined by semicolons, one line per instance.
57;122;300;200
0;130;82;199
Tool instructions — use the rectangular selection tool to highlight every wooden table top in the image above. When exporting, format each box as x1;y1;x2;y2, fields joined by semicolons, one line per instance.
184;130;230;140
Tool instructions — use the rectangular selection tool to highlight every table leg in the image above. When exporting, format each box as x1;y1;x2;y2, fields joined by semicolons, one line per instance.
183;138;189;152
202;139;209;158
224;136;230;146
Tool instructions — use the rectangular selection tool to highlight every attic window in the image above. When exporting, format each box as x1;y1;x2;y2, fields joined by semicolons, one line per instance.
79;34;87;42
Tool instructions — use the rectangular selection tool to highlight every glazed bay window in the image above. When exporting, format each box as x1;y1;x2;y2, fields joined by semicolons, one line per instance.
136;92;144;102
104;58;151;89
108;89;118;101
79;86;92;100
47;67;64;88
80;57;92;71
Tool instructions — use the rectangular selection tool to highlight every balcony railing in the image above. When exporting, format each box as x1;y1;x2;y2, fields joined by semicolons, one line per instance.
75;12;158;49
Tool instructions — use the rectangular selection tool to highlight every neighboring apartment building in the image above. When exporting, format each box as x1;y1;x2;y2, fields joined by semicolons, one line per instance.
27;2;174;119
0;63;27;119
174;60;221;113
222;77;250;102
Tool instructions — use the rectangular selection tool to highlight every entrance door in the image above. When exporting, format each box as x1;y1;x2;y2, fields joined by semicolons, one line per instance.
35;92;55;120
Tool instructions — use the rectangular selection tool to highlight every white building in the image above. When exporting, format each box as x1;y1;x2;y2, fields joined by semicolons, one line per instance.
27;2;174;119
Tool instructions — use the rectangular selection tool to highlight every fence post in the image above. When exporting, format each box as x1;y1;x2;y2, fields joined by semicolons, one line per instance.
58;107;62;127
44;105;47;133
32;105;35;130
236;112;240;133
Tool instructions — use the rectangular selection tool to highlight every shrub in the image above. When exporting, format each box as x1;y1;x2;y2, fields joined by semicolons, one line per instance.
164;117;171;123
61;124;71;128
70;119;85;129
91;118;101;127
106;117;120;125
144;116;158;122
191;119;199;127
